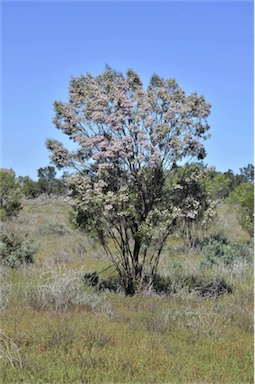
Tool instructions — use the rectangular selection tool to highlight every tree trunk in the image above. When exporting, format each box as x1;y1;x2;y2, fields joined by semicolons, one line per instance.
133;236;143;288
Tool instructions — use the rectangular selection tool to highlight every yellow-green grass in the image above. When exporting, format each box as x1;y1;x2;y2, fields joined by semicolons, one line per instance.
0;292;253;383
212;203;251;243
0;197;253;383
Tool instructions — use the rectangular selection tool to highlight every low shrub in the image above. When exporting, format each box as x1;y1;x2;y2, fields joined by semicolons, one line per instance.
191;231;229;250
83;271;100;287
151;274;232;298
202;237;253;267
83;272;123;292
83;271;232;299
0;229;38;268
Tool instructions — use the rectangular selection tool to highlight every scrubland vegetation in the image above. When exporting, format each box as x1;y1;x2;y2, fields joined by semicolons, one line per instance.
0;195;253;383
0;67;253;382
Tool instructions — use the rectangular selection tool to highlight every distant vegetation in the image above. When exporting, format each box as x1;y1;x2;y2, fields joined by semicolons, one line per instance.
17;166;67;199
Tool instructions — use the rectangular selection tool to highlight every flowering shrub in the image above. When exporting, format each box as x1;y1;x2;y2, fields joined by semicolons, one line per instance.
47;66;212;295
167;164;216;249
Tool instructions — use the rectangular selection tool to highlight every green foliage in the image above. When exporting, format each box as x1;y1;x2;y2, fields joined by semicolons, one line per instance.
195;231;229;250
172;260;183;269
18;176;40;198
0;169;22;220
203;171;232;201
239;164;254;183
227;182;254;236
16;169;67;204
223;169;241;191
202;237;252;267
0;229;38;268
223;166;253;191
18;171;66;198
51;177;67;195
201;164;254;203
37;166;57;196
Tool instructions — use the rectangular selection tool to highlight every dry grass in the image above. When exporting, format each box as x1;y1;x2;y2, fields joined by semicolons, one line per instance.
0;197;253;383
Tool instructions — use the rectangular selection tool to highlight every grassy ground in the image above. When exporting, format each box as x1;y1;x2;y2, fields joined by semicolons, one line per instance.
0;196;253;383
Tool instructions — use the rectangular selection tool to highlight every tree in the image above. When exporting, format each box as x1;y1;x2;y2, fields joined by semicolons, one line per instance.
203;171;233;201
37;166;57;196
223;169;240;190
238;164;254;183
18;176;40;198
47;66;211;295
0;169;22;220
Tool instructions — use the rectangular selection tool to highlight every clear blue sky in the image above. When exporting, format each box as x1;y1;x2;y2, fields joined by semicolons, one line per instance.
1;1;254;180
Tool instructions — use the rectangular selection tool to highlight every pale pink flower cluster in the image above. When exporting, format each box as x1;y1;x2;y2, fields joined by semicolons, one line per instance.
46;139;73;169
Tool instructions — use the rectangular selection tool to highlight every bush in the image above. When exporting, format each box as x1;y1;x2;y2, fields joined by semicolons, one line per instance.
227;182;254;236
0;230;38;268
187;231;229;251
83;272;123;292
83;271;100;287
0;169;22;220
202;237;252;267
22;178;40;198
150;274;232;298
83;271;232;298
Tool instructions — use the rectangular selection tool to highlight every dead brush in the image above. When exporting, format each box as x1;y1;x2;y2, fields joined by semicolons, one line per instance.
23;267;114;316
0;329;23;369
0;282;12;314
24;268;85;311
0;266;11;314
